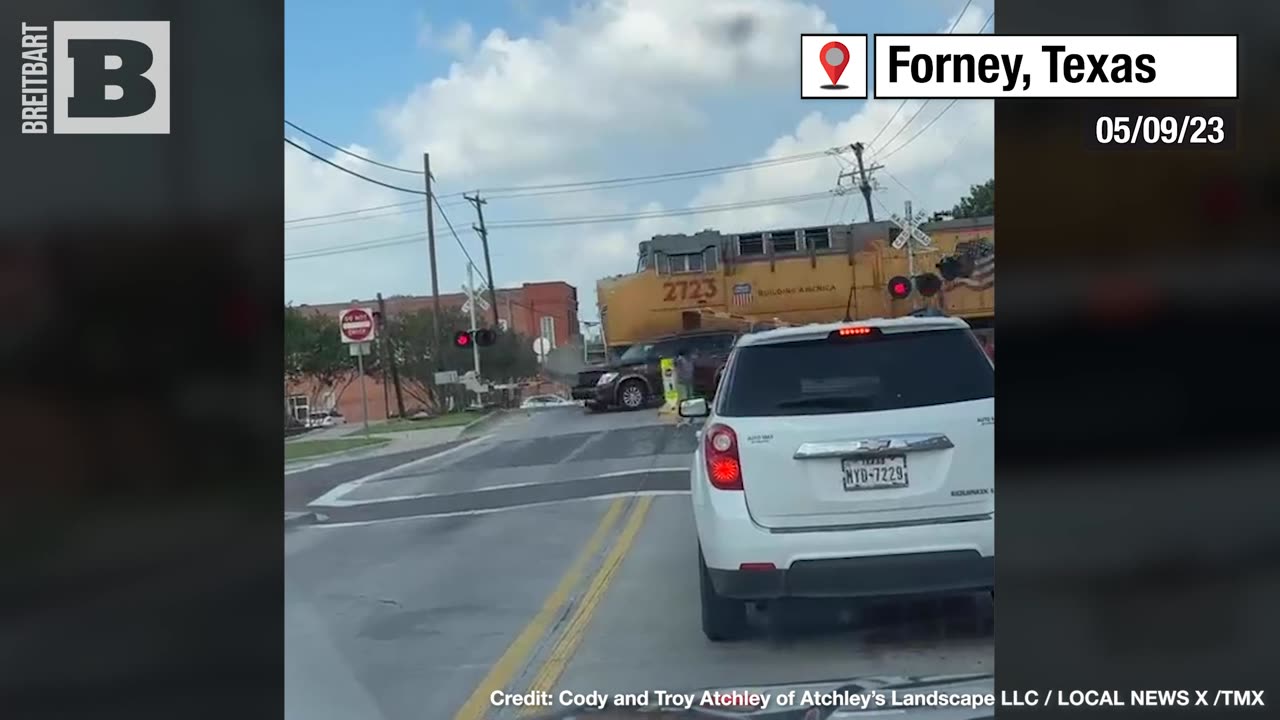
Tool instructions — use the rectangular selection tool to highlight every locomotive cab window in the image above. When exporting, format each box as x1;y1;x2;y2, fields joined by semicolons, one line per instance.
803;227;831;250
667;253;705;274
737;234;764;256
770;230;797;253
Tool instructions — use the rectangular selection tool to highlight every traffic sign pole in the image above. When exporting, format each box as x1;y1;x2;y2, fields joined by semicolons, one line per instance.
357;345;370;434
339;308;375;433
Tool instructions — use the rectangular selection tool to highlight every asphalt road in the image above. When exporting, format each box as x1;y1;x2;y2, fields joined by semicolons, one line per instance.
285;407;993;720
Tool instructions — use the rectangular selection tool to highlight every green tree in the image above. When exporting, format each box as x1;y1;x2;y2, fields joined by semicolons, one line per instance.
283;306;361;411
479;326;539;382
380;308;540;410
951;178;994;219
284;305;310;385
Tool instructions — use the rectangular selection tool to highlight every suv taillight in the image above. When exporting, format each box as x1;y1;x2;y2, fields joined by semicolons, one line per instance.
704;423;743;491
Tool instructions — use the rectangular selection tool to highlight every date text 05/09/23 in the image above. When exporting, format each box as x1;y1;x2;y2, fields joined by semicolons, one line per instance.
1091;112;1235;149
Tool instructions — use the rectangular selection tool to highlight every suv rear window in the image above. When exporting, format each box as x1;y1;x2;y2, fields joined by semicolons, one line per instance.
674;333;736;355
717;328;993;417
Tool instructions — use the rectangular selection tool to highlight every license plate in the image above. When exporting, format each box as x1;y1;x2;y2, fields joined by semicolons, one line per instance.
842;455;908;490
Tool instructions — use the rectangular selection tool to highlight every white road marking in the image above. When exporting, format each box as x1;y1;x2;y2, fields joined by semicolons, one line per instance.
309;466;690;508
307;490;691;529
558;430;612;465
591;467;687;479
285;461;334;475
307;434;492;507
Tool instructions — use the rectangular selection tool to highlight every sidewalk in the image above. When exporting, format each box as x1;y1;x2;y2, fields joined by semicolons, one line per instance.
284;410;509;473
285;426;465;473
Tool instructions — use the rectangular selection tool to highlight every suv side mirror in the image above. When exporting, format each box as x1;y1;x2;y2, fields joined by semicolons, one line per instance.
678;398;709;418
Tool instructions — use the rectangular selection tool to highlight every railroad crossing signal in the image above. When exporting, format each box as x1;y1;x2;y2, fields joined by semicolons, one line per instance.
887;273;942;300
460;281;491;315
915;272;942;297
887;276;912;300
453;328;496;348
888;211;933;250
887;199;931;252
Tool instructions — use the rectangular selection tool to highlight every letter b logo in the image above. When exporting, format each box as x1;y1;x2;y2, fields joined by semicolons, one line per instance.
53;21;169;134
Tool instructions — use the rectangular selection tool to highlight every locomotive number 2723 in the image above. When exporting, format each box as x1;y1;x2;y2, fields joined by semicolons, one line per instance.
662;279;718;302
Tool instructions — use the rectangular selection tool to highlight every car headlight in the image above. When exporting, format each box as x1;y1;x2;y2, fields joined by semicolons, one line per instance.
597;372;618;386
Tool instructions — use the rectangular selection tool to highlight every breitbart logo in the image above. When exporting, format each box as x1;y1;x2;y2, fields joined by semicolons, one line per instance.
19;21;170;134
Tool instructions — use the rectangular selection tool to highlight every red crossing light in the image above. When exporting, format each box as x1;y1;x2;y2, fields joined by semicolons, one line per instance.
915;273;942;297
887;275;912;300
453;330;471;347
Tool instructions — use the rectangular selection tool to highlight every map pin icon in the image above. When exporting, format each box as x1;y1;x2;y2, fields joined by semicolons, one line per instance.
819;41;850;88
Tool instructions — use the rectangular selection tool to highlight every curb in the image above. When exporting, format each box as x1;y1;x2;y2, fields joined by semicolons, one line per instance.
284;437;393;469
460;409;507;436
285;511;316;527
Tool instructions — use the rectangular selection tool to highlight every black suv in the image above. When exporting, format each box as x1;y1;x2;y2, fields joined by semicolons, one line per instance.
572;330;737;411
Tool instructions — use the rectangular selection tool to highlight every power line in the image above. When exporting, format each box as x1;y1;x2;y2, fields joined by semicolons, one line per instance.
286;231;424;260
866;101;907;149
285;144;834;225
284;158;826;231
285;190;835;261
485;191;833;229
433;191;521;322
865;0;977;154
431;193;483;278
289;118;835;197
870;11;993;163
286;121;424;175
285;164;838;233
944;0;976;34
877;99;962;162
285;200;421;225
476;149;833;196
881;167;918;199
873;101;933;159
479;153;829;201
286;121;850;235
284;198;471;231
285;137;426;196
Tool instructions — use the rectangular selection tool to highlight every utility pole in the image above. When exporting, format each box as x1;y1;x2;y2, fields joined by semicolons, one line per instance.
464;192;501;328
376;292;406;419
423;153;442;371
905;200;917;310
466;264;482;379
840;143;883;222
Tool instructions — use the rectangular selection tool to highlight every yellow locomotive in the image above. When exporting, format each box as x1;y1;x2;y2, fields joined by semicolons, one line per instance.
596;215;994;351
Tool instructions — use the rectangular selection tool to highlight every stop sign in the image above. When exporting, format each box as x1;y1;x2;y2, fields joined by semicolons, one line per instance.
339;307;375;343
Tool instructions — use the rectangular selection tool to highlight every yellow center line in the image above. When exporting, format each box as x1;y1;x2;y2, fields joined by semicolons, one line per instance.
452;497;627;720
519;495;655;717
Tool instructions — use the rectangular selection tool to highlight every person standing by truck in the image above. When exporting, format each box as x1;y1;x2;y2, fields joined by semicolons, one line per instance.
675;347;695;401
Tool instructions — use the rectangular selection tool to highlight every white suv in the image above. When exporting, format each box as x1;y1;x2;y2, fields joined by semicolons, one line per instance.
678;316;994;641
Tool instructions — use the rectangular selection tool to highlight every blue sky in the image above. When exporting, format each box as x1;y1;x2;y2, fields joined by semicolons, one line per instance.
284;0;993;323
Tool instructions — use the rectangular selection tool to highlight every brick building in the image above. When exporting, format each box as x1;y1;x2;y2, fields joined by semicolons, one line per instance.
298;280;580;349
287;281;579;423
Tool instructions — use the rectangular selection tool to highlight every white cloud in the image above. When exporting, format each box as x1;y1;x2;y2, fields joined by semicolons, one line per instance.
418;20;475;56
381;0;835;181
286;0;994;326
